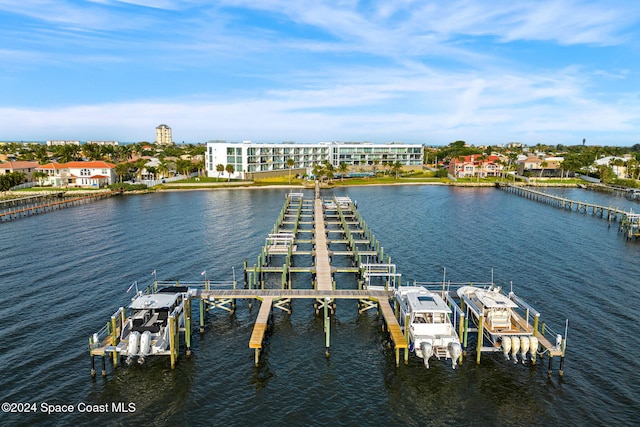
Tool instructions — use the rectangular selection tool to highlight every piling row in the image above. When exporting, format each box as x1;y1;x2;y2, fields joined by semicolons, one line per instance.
1;191;116;222
498;183;625;223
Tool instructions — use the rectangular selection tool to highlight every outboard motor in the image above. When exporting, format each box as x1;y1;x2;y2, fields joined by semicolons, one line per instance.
420;342;433;368
127;331;140;364
529;336;539;356
520;336;530;364
502;336;511;360
510;336;520;363
138;331;151;365
449;341;462;369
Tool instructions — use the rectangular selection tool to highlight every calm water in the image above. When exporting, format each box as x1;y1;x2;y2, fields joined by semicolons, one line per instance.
1;185;639;426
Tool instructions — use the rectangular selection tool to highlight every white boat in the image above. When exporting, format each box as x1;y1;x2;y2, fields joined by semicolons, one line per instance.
395;286;462;368
456;285;538;363
115;286;187;364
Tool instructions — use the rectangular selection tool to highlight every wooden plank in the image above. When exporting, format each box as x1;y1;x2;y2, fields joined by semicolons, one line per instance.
378;299;408;349
536;333;563;357
314;199;333;291
249;297;273;349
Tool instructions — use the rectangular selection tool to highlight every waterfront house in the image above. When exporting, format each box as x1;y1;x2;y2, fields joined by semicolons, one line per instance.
37;161;116;188
518;155;565;178
448;155;502;178
0;161;40;181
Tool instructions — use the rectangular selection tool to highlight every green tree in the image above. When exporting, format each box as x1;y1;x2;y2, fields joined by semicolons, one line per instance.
225;164;235;182
175;159;193;177
33;170;49;186
146;166;157;180
115;162;131;183
372;159;380;175
55;144;81;163
33;144;50;164
539;161;548;178
286;158;295;184
216;164;224;180
391;161;403;179
133;158;148;181
0;171;26;190
338;162;349;182
82;143;103;161
157;160;169;179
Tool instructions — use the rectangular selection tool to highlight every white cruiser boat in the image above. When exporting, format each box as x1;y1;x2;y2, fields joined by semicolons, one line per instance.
457;285;538;363
395;286;462;368
116;286;187;364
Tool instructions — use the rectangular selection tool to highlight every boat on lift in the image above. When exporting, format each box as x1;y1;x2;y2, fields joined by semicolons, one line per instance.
457;285;538;363
395;286;462;368
115;285;188;364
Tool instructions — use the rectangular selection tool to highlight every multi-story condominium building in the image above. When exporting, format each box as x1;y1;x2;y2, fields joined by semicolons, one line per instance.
86;141;119;146
155;124;173;146
205;140;424;179
46;140;81;146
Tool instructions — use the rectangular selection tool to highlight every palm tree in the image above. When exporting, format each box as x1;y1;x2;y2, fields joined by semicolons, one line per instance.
115;162;131;183
312;164;324;182
33;144;50;164
99;145;115;162
225;164;235;182
56;144;81;163
116;144;133;163
372;159;380;175
82;143;103;161
338;162;349;182
391;161;403;179
176;159;193;177
216;164;224;181
286;158;295;184
133;158;148;181
157;160;169;179
146;166;157;180
539;161;548;178
33;170;48;186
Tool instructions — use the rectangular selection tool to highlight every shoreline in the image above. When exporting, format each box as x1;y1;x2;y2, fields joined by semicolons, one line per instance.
4;180;581;197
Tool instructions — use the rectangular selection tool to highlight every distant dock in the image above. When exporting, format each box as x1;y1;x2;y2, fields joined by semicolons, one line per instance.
0;191;116;222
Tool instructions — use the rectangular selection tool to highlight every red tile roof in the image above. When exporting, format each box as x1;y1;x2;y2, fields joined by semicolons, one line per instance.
0;161;39;169
38;161;115;170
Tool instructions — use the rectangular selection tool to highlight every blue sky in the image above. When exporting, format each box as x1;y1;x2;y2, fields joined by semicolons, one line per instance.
1;0;640;146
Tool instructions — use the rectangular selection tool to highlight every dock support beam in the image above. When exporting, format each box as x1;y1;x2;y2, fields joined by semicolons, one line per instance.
476;314;484;364
169;316;177;369
324;298;330;357
185;297;192;357
199;299;205;333
110;315;119;368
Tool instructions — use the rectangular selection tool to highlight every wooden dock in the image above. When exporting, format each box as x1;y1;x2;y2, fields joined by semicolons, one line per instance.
0;191;116;222
90;188;565;377
498;183;626;222
249;297;273;366
314;198;333;291
377;298;409;366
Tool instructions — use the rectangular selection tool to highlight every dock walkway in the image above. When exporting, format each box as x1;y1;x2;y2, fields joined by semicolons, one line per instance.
314;198;333;291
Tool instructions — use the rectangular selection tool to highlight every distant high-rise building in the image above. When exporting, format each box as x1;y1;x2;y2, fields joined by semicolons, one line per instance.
155;124;173;145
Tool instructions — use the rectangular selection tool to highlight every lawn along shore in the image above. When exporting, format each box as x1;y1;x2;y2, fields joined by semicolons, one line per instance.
4;177;583;197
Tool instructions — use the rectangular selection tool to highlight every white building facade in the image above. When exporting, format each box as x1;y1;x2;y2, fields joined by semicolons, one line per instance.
205;141;424;179
37;161;117;188
155;124;173;146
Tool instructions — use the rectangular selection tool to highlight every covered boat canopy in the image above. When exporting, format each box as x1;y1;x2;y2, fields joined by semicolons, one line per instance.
457;286;518;309
130;293;181;310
